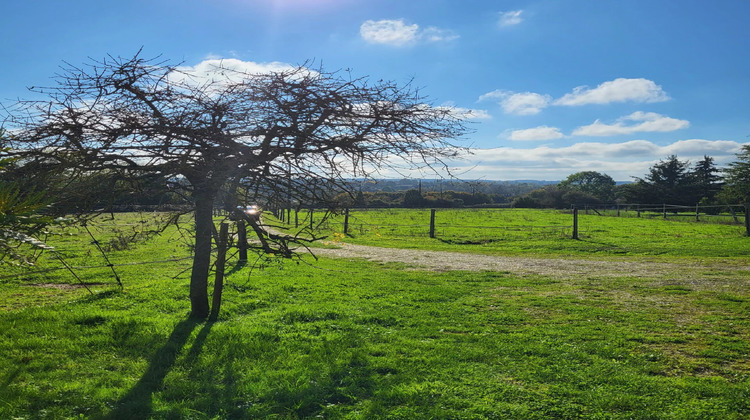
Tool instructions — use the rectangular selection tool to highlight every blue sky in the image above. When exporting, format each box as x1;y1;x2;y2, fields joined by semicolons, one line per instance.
2;0;749;181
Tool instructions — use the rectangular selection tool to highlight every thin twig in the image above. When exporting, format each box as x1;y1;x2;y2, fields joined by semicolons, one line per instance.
53;253;94;295
81;221;123;289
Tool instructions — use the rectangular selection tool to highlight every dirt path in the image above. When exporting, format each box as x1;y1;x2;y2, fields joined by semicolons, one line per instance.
312;242;750;282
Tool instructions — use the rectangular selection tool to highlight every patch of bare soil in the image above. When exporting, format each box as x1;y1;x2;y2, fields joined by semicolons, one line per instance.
312;243;750;283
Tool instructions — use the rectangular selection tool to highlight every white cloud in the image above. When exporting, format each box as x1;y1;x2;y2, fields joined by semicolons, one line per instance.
344;140;749;181
502;92;551;115
360;19;419;46
499;10;523;26
440;140;747;180
481;78;671;118
509;126;564;141
453;107;492;120
178;58;294;76
479;90;551;115
572;112;690;136
437;102;491;120
360;19;457;46
662;139;745;156
172;58;296;86
477;90;506;102
555;78;670;106
422;26;460;43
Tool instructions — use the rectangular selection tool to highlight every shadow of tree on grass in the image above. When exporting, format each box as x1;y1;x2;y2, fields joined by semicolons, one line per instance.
105;317;208;419
103;313;381;418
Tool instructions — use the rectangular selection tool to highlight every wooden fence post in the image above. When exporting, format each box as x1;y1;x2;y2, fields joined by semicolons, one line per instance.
429;209;436;238
344;208;349;235
209;222;229;321
745;203;750;236
695;204;700;222
572;207;579;240
637;205;641;218
237;220;247;262
663;203;667;219
730;205;739;224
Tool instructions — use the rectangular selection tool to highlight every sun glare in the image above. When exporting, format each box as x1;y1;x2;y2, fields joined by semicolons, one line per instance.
259;0;346;12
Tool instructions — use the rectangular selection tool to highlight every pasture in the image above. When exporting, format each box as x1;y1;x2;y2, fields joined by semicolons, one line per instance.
293;207;750;259
1;209;749;419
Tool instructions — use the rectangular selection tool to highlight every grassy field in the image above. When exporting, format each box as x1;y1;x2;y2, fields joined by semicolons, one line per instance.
1;210;749;419
292;208;750;260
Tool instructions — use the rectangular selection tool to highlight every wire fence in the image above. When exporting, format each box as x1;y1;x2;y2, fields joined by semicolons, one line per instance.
272;204;750;241
573;203;748;224
7;204;748;285
2;212;197;285
273;207;579;241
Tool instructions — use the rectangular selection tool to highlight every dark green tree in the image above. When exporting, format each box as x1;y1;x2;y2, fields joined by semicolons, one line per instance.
615;179;660;204
721;145;750;203
511;185;600;209
558;171;616;202
0;132;60;266
644;155;691;204
402;189;425;207
686;155;722;204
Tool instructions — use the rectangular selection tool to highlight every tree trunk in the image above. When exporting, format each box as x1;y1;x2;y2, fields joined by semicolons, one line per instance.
209;223;229;321
190;193;214;318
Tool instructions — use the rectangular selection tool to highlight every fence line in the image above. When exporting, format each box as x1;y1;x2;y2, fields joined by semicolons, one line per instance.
575;202;749;235
273;204;750;239
275;207;579;240
0;256;194;281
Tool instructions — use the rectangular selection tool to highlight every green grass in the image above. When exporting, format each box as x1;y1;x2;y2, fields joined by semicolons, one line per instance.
1;212;749;419
288;208;750;260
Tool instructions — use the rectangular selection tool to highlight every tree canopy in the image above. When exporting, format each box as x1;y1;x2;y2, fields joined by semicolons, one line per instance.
0;131;60;266
622;155;693;205
687;155;722;204
3;52;469;317
558;171;616;202
722;145;750;203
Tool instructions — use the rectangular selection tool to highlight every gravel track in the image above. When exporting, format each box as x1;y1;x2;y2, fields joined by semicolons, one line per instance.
313;242;750;282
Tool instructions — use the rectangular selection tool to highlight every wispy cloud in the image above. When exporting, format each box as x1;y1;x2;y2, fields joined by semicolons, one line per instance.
360;19;419;46
359;140;748;181
555;78;670;106
446;140;746;180
473;140;743;167
480;78;671;117
360;19;458;46
435;102;491;120
421;26;460;43
509;126;564;141
572;112;689;136
498;10;523;27
172;58;297;86
479;90;551;115
454;108;492;120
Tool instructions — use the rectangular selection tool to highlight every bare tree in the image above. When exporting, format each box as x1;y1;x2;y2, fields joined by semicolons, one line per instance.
3;52;468;318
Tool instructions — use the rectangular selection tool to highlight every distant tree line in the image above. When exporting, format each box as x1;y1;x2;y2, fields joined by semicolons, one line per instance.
6;150;750;214
332;188;500;208
512;148;750;209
